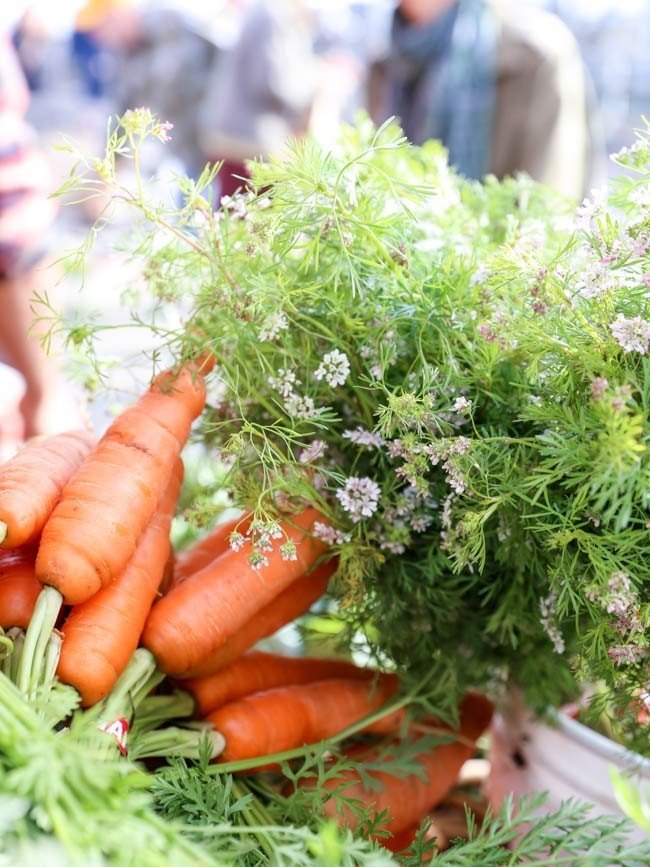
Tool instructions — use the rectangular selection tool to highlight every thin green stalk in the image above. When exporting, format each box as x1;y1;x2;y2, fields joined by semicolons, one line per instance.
129;727;224;761
97;648;158;723
129;667;166;710
40;631;63;692
0;629;13;661
8;630;24;682
231;779;276;862
0;669;41;733
17;586;63;697
131;690;195;735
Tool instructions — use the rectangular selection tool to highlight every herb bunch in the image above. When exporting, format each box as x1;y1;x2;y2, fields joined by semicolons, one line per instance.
53;111;649;752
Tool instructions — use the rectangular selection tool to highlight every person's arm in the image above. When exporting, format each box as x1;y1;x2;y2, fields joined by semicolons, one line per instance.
491;15;593;199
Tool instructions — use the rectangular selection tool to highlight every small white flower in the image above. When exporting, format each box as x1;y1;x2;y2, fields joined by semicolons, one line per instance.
380;540;406;555
539;592;565;654
298;439;327;463
268;368;298;398
343;427;384;450
575;187;607;228
284;393;318;419
451;396;472;414
610;315;650;354
469;265;491;287
314;349;350;388
312;521;349;545
410;515;433;533
249;552;269;570
229;531;246;552
280;540;298;561
336;476;381;522
259;312;289;342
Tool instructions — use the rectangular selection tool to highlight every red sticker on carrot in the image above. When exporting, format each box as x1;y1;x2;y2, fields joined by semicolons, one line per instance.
98;717;130;756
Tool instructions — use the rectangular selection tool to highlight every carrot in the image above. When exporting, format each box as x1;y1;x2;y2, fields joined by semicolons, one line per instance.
36;363;206;605
170;513;250;590
205;676;399;762
142;508;326;676
159;549;176;596
0;430;95;548
180;650;377;716
0;546;40;629
178;559;334;679
55;460;183;706
320;692;493;835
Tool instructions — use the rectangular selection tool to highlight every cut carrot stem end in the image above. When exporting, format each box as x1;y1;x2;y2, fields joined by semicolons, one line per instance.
16;586;63;698
0;521;7;545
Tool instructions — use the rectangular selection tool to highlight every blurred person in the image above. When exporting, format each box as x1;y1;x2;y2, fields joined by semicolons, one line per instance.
72;0;136;99
369;0;596;197
198;0;317;198
0;34;80;443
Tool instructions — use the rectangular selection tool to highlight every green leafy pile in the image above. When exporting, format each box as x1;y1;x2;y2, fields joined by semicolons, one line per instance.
52;111;649;752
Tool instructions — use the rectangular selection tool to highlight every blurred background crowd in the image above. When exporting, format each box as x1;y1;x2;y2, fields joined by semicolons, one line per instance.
1;0;649;449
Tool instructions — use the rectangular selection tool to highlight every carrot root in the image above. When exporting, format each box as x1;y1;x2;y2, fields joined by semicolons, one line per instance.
16;586;63;698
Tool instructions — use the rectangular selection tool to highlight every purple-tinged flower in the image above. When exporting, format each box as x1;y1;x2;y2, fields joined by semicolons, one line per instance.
280;540;298;561
608;645;645;666
298;439;327;463
343;427;384;450
610;315;650;354
336;476;381;522
590;377;609;402
229;531;246;552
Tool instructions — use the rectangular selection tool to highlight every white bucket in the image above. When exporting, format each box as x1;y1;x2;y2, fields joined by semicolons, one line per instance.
488;706;650;845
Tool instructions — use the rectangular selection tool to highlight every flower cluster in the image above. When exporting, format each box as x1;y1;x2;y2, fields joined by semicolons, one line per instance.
314;350;350;388
335;476;381;522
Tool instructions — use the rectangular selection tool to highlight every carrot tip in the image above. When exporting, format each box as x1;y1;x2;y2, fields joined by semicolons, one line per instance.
0;522;6;545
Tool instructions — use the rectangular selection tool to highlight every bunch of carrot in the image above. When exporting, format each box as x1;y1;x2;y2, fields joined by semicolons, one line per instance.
0;357;494;849
0;357;341;715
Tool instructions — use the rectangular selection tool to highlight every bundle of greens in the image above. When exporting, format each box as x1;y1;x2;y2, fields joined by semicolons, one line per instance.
51;111;649;753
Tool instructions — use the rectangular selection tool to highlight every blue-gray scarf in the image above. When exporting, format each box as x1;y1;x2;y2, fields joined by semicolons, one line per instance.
389;0;499;180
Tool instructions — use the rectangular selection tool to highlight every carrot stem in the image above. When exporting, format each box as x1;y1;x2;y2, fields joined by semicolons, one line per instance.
41;631;63;694
0;629;13;661
0;521;7;545
16;586;63;698
131;690;195;736
130;726;225;761
6;629;24;681
97;648;158;725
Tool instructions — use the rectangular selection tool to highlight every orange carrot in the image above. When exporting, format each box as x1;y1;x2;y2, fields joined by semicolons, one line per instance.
180;650;377;716
56;461;183;706
36;364;206;604
320;692;493;835
170;513;250;590
0;430;95;548
0;545;40;629
159;549;176;596
206;676;399;762
142;508;326;676
179;559;334;679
